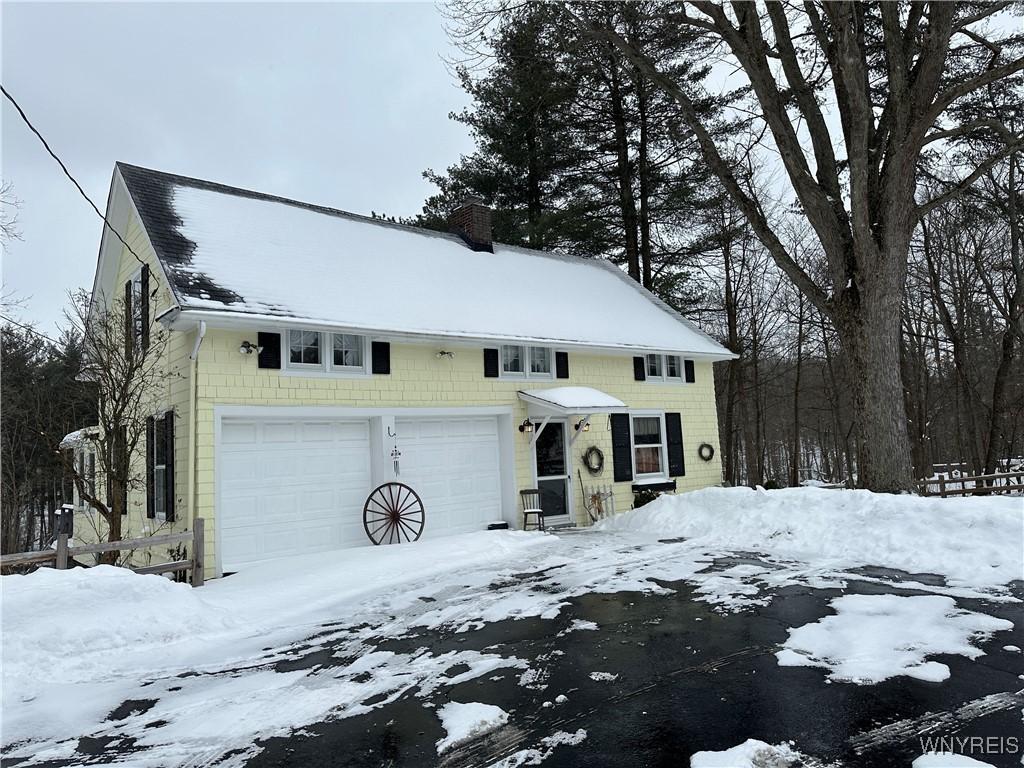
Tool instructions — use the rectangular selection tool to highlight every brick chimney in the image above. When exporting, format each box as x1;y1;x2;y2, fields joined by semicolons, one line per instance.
449;197;493;252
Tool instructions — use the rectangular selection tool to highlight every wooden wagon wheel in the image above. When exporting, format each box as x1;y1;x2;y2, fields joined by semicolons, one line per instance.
363;482;425;545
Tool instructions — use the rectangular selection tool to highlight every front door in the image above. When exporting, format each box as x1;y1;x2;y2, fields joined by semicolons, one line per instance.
534;421;570;524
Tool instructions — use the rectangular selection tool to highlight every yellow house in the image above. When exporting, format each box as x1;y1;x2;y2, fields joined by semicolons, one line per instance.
78;162;735;578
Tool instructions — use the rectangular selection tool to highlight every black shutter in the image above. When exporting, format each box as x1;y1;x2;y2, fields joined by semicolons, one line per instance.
684;359;695;383
145;417;155;518
124;281;133;358
610;413;633;482
555;351;569;379
371;341;391;374
666;412;685;477
633;356;646;381
164;411;175;522
483;348;499;378
119;426;128;515
140;267;150;351
257;332;281;369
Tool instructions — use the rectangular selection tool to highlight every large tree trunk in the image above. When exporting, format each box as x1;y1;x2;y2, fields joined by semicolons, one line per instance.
835;291;915;492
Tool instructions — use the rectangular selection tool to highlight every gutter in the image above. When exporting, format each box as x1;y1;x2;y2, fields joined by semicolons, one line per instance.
163;307;739;362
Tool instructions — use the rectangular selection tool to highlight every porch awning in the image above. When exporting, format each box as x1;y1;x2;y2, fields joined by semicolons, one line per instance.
518;386;628;415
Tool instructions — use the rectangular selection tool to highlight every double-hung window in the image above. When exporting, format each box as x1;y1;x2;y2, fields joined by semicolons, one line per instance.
289;330;322;367
332;333;364;370
645;354;687;383
501;345;552;378
631;414;667;479
286;329;368;374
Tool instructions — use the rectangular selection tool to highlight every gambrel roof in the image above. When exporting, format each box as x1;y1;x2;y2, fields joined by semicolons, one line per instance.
114;163;733;358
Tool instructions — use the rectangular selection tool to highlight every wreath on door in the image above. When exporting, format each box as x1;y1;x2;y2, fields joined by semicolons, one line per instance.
582;446;605;475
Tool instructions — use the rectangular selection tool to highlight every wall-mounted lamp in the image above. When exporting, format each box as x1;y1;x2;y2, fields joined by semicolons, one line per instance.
436;350;455;360
239;340;263;356
574;418;590;432
518;419;535;434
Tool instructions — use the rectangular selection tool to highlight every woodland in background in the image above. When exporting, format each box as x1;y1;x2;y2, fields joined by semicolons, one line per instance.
416;1;1024;488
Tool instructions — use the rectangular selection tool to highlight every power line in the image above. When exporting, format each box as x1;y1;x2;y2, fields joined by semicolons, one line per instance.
1;83;147;269
0;314;64;345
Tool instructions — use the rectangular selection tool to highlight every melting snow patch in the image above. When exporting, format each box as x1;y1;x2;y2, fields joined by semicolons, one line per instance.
435;702;509;753
776;595;1012;684
1002;645;1021;652
589;671;618;682
690;739;801;767
912;754;997;767
488;729;587;767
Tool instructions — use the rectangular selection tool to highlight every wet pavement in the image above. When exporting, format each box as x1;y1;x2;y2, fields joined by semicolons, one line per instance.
244;575;1024;767
9;547;1023;768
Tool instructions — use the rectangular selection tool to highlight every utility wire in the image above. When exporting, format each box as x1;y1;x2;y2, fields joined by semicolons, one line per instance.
1;83;147;269
0;313;64;345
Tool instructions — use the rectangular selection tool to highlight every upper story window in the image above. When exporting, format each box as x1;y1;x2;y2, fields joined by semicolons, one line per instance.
645;354;692;383
289;330;322;367
75;447;96;509
125;267;150;354
332;333;364;369
632;414;667;479
501;345;553;378
286;330;368;374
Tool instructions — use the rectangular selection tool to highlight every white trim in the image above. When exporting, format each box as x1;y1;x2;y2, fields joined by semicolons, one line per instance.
529;417;572;526
282;329;372;377
499;344;555;380
643;354;693;385
630;411;669;482
160;308;739;360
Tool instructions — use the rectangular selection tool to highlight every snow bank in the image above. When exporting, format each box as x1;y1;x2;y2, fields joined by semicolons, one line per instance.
777;595;1012;683
690;739;801;767
596;487;1024;588
2;565;237;683
435;701;509;753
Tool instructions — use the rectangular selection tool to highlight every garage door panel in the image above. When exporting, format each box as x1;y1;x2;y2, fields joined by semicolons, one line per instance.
396;417;502;540
219;418;372;571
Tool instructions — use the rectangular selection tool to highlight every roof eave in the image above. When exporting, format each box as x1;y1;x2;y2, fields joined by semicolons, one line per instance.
162;307;738;360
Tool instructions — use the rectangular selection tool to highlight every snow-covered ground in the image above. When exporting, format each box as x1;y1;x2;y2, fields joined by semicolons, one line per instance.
2;487;1020;767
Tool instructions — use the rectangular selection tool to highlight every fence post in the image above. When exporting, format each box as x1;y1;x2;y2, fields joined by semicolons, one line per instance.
191;518;205;588
938;475;946;498
55;533;69;570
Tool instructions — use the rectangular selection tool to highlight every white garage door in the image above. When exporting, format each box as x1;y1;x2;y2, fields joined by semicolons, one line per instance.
396;417;502;537
218;419;371;571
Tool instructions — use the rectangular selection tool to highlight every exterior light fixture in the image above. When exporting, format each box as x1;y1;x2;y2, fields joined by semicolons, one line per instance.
239;340;262;355
436;350;455;360
518;419;535;434
574;418;590;432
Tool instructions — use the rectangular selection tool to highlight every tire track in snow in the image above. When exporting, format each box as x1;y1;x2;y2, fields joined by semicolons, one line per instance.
848;688;1024;753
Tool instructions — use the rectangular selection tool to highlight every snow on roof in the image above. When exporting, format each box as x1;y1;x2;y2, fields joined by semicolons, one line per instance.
519;386;627;414
59;427;99;449
118;163;732;357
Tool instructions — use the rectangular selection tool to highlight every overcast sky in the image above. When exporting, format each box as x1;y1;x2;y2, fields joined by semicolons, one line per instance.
1;2;473;337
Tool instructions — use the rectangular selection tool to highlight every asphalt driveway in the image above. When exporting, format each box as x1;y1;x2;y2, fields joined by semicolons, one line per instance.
8;532;1023;768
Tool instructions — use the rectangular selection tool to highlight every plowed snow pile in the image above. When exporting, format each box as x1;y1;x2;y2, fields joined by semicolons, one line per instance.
596;486;1023;588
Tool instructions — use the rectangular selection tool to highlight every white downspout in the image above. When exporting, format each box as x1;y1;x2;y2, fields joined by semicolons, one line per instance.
187;321;206;527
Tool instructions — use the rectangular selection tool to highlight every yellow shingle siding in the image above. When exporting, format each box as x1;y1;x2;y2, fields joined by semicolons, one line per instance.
81;210;193;568
191;329;723;573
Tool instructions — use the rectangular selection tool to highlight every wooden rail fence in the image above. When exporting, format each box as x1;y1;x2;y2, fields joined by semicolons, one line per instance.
918;472;1024;498
0;518;205;586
